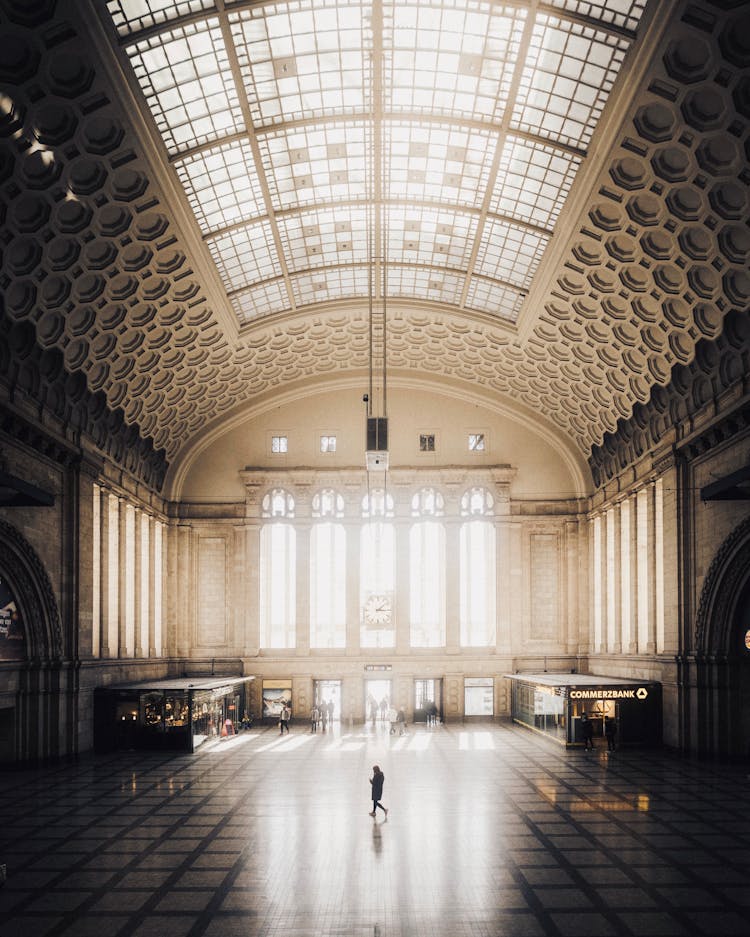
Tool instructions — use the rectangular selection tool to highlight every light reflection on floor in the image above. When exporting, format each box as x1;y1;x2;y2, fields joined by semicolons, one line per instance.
0;723;748;937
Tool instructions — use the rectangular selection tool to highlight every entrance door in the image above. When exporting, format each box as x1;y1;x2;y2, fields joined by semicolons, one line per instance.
314;679;342;722
365;678;392;724
414;678;443;723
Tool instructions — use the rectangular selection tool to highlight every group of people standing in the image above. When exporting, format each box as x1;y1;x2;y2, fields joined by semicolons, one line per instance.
309;700;335;732
580;712;617;751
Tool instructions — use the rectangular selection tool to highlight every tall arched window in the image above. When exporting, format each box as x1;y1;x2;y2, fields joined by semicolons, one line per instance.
360;489;395;648
260;489;296;648
459;487;496;647
410;488;445;647
310;489;346;649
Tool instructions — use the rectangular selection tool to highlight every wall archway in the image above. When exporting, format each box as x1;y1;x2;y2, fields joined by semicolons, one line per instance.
693;515;750;760
0;519;64;763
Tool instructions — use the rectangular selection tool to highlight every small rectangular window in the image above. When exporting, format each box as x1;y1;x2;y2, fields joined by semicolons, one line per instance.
468;433;485;451
271;435;288;454
320;435;336;453
419;433;435;452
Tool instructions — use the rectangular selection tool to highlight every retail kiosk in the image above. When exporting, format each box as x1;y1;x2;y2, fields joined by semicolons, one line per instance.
505;673;661;748
94;676;254;753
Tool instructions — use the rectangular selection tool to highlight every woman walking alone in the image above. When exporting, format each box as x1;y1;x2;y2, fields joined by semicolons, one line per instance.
369;765;388;819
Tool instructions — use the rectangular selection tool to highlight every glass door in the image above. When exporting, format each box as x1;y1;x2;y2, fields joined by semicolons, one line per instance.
414;679;442;723
314;679;342;724
365;679;392;724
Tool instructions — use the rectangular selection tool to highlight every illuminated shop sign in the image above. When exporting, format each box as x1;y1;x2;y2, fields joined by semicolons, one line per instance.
570;687;649;700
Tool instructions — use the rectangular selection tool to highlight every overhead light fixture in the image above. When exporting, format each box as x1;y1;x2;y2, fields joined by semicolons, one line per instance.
364;2;388;475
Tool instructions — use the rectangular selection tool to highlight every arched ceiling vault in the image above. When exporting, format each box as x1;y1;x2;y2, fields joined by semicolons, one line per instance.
0;0;748;474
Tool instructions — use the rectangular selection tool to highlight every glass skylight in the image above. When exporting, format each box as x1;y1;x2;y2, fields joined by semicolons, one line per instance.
107;0;645;326
175;141;265;234
128;19;242;155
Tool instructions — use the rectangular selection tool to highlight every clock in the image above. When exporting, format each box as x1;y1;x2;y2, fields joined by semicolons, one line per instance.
363;593;393;627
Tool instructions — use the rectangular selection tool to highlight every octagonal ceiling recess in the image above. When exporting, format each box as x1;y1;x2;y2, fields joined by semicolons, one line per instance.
1;0;748;469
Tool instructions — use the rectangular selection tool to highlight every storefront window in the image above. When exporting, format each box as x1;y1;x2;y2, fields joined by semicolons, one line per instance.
464;677;494;716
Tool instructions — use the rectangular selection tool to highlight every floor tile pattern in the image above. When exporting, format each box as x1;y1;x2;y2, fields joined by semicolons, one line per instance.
0;723;748;937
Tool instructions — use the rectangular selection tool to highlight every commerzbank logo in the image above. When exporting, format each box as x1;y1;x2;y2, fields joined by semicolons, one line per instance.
570;686;649;700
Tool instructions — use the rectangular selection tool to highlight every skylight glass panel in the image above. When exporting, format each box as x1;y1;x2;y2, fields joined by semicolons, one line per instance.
546;0;646;33
231;279;290;324
290;265;370;307
277;206;369;274
473;220;549;288
387;1;526;122
384;120;497;210
175;141;265;234
511;16;629;149
128;19;242;155
258;121;369;212
207;219;279;292
386;206;477;269
490;136;583;229
465;277;525;322
230;3;368;128
386;266;464;306
106;0;215;37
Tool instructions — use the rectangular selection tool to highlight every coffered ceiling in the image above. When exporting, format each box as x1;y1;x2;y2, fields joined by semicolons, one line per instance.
0;0;748;473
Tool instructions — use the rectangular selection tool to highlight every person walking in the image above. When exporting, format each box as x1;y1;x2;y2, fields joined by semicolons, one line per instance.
581;712;594;751
604;715;617;752
280;703;291;734
397;707;406;735
310;705;318;733
369;765;388;819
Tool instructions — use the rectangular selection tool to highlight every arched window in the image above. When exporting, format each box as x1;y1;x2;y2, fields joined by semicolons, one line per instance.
459;487;496;647
410;489;445;647
260;489;296;648
310;489;346;648
360;489;395;648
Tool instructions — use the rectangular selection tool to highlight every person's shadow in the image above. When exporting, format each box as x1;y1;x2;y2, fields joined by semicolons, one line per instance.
371;821;383;857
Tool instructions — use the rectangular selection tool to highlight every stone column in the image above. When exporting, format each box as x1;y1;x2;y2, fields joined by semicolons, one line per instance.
606;506;621;654
148;515;157;657
636;484;656;654
495;521;512;654
620;497;635;654
134;509;144;658
76;465;97;659
118;497;129;657
244;522;261;656
99;488;113;658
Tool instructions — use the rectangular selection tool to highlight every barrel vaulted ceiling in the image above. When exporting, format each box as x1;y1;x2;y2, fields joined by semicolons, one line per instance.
0;0;749;470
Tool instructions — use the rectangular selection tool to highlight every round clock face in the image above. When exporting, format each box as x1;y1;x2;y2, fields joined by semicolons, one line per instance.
364;593;392;625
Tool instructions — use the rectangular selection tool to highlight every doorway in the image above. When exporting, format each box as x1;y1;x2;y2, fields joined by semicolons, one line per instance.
314;679;342;722
414;678;443;723
365;678;392;724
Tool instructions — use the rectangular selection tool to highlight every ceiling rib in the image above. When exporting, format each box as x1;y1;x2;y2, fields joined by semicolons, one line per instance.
214;0;297;311
458;0;542;310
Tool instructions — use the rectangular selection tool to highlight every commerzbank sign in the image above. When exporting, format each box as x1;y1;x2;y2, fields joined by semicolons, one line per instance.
569;687;649;700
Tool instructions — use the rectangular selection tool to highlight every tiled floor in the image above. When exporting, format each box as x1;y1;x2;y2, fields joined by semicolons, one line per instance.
1;722;749;937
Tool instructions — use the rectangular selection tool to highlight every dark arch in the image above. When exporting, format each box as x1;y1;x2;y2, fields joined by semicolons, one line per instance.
0;518;63;662
691;515;750;760
695;514;750;657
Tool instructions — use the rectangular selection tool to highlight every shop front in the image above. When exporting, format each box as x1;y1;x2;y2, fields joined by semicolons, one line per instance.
94;676;254;753
506;674;661;748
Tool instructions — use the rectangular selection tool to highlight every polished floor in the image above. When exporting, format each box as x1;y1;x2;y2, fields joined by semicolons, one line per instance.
0;721;749;937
